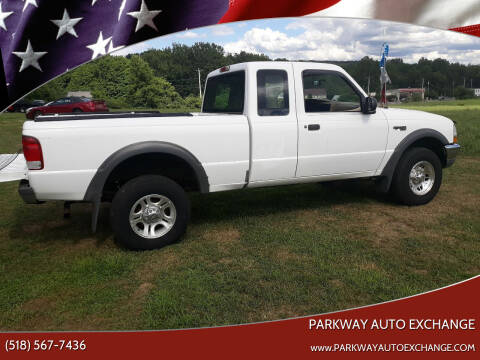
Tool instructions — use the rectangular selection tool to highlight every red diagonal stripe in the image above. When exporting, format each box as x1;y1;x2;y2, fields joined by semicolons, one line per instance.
220;0;341;23
451;24;480;37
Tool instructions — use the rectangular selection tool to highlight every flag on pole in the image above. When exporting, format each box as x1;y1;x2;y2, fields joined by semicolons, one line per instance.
379;43;391;107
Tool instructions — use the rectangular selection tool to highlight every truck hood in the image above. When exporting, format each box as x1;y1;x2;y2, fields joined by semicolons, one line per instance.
380;107;450;122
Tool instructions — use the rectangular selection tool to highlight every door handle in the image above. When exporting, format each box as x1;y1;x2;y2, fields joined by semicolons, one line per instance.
306;124;320;131
393;126;407;131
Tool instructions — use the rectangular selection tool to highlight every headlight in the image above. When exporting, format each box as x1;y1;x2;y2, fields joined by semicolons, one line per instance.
453;123;458;144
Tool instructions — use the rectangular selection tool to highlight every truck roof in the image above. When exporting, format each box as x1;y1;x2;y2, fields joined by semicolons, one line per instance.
207;61;346;78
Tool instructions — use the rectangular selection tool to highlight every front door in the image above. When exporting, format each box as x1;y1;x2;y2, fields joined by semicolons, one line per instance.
295;67;388;178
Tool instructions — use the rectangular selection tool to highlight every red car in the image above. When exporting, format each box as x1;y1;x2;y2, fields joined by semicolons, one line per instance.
26;97;108;119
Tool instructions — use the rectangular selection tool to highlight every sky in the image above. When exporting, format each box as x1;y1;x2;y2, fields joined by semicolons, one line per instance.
114;17;480;65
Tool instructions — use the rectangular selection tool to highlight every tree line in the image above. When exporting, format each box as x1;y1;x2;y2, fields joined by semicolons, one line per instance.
26;42;480;108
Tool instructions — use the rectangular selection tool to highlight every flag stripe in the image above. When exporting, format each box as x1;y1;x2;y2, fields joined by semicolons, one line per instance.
219;0;341;23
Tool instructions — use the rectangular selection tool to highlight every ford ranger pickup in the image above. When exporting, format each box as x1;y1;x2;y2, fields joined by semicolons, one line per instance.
0;62;460;250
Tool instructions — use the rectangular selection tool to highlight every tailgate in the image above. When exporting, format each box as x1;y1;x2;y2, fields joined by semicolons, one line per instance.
0;153;27;182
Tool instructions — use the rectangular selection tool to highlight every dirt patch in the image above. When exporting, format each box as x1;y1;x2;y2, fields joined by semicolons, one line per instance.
339;187;474;249
18;296;59;330
218;257;233;265
329;279;345;288
413;269;428;275
135;250;181;283
275;247;305;262
132;282;155;300
295;209;338;230
203;228;241;252
22;296;54;313
71;237;99;250
204;228;240;243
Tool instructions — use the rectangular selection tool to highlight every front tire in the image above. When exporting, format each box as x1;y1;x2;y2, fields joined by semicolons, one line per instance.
110;175;190;250
391;147;442;205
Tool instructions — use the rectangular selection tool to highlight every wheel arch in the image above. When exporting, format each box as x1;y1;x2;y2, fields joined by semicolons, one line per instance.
84;141;209;232
378;129;449;192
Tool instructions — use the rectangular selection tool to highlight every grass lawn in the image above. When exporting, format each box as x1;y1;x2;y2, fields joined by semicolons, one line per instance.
0;102;479;330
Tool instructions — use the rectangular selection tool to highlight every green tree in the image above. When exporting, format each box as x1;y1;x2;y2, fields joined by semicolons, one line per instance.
183;95;202;110
454;86;475;99
132;77;184;109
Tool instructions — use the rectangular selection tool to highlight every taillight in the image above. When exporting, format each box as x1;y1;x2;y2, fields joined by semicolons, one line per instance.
22;136;44;170
220;65;230;73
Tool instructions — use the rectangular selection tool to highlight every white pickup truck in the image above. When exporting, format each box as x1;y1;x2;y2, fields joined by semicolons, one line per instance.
1;62;460;250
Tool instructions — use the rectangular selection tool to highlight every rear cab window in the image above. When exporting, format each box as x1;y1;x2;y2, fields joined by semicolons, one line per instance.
203;71;245;114
257;70;289;116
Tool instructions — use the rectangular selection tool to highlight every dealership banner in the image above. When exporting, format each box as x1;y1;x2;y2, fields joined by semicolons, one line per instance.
1;0;480;110
1;276;479;358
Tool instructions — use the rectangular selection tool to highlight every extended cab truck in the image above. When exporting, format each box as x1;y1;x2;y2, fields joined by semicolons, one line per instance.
1;62;460;250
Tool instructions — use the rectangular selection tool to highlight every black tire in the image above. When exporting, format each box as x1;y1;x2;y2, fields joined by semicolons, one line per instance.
72;108;83;113
110;175;190;250
33;111;42;118
391;147;442;205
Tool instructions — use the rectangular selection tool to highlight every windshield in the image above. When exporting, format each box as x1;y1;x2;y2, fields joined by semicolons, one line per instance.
202;71;245;114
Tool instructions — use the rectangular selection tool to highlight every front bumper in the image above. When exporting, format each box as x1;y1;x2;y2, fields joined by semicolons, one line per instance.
18;179;42;204
444;143;461;167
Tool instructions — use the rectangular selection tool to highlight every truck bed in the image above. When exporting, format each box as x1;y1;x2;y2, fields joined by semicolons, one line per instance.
34;111;194;122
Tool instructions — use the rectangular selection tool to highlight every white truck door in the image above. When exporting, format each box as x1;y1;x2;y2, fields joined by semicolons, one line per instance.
0;153;27;183
294;65;388;178
247;63;298;182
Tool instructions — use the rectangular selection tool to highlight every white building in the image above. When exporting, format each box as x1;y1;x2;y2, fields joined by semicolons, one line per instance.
474;89;480;97
67;91;92;98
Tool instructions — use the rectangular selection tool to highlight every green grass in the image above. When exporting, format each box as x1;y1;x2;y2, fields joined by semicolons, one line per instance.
0;101;479;330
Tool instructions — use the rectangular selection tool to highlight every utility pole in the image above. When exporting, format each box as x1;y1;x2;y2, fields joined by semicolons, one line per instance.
464;77;466;88
421;78;424;101
427;80;430;99
197;69;202;99
367;75;370;95
471;79;473;88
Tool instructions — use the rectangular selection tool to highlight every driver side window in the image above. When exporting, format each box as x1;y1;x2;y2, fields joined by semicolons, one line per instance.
52;98;66;105
303;71;361;113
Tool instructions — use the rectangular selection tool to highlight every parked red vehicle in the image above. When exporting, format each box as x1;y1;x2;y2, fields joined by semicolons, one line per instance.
26;97;108;119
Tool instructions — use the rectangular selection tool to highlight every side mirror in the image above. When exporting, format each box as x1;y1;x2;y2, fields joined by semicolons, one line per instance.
363;96;377;114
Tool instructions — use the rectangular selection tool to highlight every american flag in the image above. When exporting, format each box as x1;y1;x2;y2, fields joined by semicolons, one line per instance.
1;0;479;111
0;0;229;110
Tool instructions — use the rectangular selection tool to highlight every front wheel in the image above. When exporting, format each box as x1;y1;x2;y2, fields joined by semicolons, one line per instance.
110;175;190;250
391;147;442;205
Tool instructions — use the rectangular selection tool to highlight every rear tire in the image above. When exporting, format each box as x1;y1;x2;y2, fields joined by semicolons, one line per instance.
391;147;442;205
110;175;190;250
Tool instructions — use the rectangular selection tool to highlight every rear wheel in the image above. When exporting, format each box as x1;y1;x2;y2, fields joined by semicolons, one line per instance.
110;175;190;250
391;147;442;205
